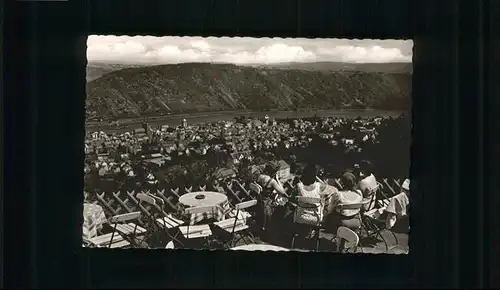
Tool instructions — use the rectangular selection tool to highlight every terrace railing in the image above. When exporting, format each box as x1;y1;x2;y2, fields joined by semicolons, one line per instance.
89;178;405;225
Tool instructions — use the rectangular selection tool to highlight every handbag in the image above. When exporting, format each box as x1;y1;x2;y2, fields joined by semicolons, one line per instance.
272;194;289;207
260;177;287;207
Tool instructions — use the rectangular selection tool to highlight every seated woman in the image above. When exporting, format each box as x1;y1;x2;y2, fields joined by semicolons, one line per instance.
292;165;328;231
355;160;379;211
248;164;289;234
385;178;410;232
323;172;364;233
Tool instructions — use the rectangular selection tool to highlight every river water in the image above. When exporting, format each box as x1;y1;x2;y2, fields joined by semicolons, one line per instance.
86;109;408;133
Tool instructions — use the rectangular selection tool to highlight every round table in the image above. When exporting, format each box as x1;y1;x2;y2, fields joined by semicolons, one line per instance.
179;191;228;208
178;191;229;225
230;244;290;251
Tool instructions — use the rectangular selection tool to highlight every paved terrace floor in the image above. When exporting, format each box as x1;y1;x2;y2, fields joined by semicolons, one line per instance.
230;228;409;254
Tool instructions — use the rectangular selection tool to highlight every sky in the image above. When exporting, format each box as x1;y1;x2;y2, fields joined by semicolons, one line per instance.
87;35;412;65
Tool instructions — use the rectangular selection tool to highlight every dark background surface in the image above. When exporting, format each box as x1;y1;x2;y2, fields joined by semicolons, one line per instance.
3;0;490;288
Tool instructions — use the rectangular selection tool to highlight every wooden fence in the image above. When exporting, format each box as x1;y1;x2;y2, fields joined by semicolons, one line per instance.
89;177;405;226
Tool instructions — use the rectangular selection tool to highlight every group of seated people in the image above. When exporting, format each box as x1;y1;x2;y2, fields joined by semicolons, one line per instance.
246;161;410;246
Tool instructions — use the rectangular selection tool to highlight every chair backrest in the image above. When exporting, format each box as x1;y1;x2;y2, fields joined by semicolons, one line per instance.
235;199;258;210
336;226;359;252
110;211;141;223
297;196;322;205
148;194;165;206
338;198;370;210
136;192;156;206
185;205;218;215
249;182;262;194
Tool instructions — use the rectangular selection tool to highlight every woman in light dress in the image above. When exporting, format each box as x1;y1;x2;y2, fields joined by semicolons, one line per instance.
323;172;364;233
354;160;379;211
291;165;341;243
293;165;328;227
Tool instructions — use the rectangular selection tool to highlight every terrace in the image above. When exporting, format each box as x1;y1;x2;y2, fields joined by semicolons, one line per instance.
83;115;410;252
83;174;409;253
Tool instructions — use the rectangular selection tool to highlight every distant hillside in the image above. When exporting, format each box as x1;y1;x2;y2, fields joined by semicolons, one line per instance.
86;62;146;82
86;62;412;120
253;62;413;73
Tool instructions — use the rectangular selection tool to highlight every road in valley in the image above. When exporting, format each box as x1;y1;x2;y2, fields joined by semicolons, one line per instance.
85;109;406;133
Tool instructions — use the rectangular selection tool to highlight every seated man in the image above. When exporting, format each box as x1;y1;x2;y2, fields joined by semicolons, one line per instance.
385;179;410;232
323;172;364;233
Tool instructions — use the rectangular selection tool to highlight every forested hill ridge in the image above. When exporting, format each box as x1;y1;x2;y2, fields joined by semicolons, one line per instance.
86;63;147;82
253;61;413;73
86;62;412;120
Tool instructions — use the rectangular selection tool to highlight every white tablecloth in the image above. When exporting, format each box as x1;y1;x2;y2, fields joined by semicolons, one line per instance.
83;203;107;239
179;192;229;225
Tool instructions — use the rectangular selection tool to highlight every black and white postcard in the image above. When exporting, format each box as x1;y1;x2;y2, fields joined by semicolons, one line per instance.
83;36;412;253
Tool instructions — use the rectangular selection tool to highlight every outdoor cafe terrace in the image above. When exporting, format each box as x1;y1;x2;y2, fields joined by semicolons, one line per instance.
83;169;410;253
83;115;410;252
